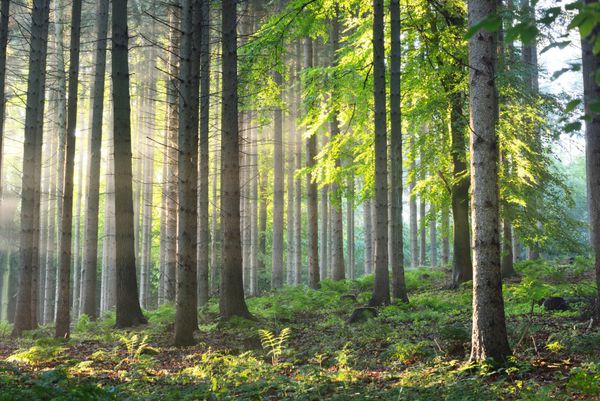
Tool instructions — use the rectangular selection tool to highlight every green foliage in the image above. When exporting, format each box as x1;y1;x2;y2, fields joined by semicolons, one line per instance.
258;327;291;365
7;344;66;366
568;362;600;395
0;320;11;337
385;340;435;365
118;333;157;361
75;314;91;333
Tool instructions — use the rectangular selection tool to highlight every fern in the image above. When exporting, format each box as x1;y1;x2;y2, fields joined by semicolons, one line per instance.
258;328;291;365
119;333;157;361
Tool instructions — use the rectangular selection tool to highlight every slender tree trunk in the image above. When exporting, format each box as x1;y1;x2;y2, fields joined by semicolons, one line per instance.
72;117;85;316
286;84;295;285
220;0;251;319
581;0;600;321
319;149;329;280
0;0;9;199
13;0;51;336
390;0;407;300
101;109;116;314
347;175;355;279
164;2;180;303
81;0;109;320
197;0;210;307
55;0;82;338
304;37;319;289
293;41;303;285
430;207;437;267
468;0;510;362
174;0;201;345
419;198;426;266
364;199;372;275
112;0;146;328
409;141;419;267
249;124;259;296
272;68;285;289
210;124;220;295
369;0;390;306
441;206;450;265
450;91;473;285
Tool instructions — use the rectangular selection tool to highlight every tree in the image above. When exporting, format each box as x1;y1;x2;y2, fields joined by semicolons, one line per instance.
112;0;146;328
330;8;345;282
175;0;201;346
467;0;511;362
220;0;251;319
197;0;211;308
12;0;51;337
305;37;320;290
55;0;82;338
389;0;407;301
409;140;418;268
81;0;109;321
369;0;390;306
0;0;9;199
272;68;284;288
580;0;600;322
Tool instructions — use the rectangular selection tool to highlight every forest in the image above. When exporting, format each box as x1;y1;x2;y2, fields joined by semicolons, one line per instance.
0;0;599;399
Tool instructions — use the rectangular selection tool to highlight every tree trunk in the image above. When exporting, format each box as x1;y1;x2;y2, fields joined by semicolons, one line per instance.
272;68;285;289
286;82;296;285
347;175;355;279
0;0;9;199
390;0;407;300
197;0;210;308
369;0;390;306
304;37;319;289
581;0;600;321
450;91;473;285
419;198;426;266
363;199;372;275
249;124;259;296
409;141;419;267
319;146;329;280
100;107;116;314
13;0;51;336
164;2;180;303
174;0;201;345
55;0;82;339
468;0;511;362
293;41;303;285
220;0;251;319
112;0;146;328
441;206;450;265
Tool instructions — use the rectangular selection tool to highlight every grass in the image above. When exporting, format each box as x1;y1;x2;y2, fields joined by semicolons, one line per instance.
1;261;599;400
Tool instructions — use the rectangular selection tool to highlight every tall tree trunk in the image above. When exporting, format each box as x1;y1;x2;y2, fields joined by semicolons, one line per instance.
249;124;259;296
330;10;345;282
112;0;146;328
419;197;426;266
286;83;295;285
164;2;180;303
450;91;473;285
101;108;116;314
272;68;284;289
72;117;85;316
174;0;201;345
363;199;373;275
409;141;418;267
81;0;109;320
197;0;211;307
0;0;9;198
293;41;303;285
55;0;82;338
369;0;390;306
319;145;329;280
210;119;220;295
441;206;450;265
304;37;319;289
13;0;51;336
390;0;407;300
581;0;600;322
220;0;251;319
430;207;437;267
347;175;355;279
468;0;510;362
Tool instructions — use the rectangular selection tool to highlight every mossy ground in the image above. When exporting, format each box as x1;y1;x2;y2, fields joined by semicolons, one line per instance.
1;259;599;400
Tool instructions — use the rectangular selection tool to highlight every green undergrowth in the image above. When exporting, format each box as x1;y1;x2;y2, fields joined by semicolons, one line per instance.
1;260;599;400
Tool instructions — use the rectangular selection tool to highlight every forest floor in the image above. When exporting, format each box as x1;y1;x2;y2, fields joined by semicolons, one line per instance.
1;259;600;400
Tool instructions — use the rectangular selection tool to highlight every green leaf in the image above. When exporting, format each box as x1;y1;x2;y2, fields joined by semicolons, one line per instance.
565;99;582;113
564;121;582;132
565;1;583;11
538;7;562;25
594;35;600;54
540;41;571;54
465;15;502;39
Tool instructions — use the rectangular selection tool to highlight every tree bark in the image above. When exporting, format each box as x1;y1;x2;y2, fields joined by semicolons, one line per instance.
468;0;511;362
581;0;600;322
390;0;407;300
441;205;450;265
369;0;390;306
112;0;146;327
293;41;303;285
197;0;210;307
347;175;355;279
430;207;437;267
272;67;285;288
0;0;9;199
13;0;51;336
220;0;251;319
364;199;372;275
304;37;319;289
409;140;419;267
419;197;426;266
